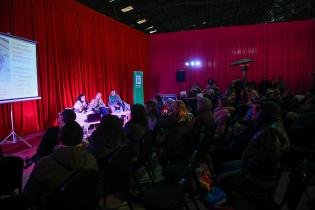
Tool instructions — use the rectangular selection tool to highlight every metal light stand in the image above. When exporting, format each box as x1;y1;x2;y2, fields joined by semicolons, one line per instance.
189;66;192;89
230;59;255;89
0;103;32;147
240;64;248;89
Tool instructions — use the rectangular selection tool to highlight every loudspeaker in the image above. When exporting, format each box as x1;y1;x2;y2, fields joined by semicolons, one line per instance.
176;70;186;82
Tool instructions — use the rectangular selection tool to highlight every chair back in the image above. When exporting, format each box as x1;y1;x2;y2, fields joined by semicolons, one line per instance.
197;124;213;155
41;170;99;210
0;195;30;210
0;156;24;195
134;131;156;169
102;146;132;194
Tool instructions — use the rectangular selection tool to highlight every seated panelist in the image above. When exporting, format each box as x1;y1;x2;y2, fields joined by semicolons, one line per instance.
108;90;130;113
90;92;108;115
73;94;89;113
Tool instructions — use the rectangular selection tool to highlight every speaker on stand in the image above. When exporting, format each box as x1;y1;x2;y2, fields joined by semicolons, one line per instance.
176;70;186;91
176;70;186;82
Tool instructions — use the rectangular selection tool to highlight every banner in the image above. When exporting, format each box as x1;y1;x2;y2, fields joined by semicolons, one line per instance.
133;71;144;105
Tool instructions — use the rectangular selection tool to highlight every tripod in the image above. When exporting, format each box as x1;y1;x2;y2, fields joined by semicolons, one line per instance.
0;103;32;147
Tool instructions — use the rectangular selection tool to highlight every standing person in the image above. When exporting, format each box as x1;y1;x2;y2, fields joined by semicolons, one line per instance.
73;93;89;113
90;92;108;115
108;90;130;113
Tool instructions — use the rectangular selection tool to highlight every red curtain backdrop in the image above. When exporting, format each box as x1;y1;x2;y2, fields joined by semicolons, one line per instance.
1;1;315;140
149;19;315;97
0;0;149;138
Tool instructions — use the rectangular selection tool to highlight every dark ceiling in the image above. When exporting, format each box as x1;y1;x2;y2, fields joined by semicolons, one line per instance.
76;0;315;34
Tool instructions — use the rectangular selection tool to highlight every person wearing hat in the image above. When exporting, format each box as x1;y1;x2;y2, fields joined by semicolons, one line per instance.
24;109;77;168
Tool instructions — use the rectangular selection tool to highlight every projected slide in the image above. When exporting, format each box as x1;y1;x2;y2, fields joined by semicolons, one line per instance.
0;33;39;103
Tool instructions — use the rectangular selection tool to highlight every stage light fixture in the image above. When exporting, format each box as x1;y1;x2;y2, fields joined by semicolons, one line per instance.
121;6;133;13
137;19;147;24
146;26;154;30
149;29;157;34
185;60;202;68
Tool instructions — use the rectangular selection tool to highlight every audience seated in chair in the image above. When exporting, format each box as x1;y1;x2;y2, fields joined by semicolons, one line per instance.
124;104;148;160
24;109;76;168
0;156;24;196
213;97;235;139
145;100;159;131
290;95;315;148
87;114;128;200
217;102;289;195
23;121;97;208
192;97;215;147
153;93;164;116
157;100;194;164
87;114;127;161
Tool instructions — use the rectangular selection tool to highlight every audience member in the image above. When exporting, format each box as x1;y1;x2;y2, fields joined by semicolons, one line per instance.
23;122;97;207
258;77;270;95
145;100;159;131
243;89;260;122
160;98;176;117
153;93;163;115
17;75;314;210
191;81;201;93
214;97;235;138
124;104;148;158
270;78;278;89
290;95;315;148
87;115;127;161
277;77;285;93
217;102;289;192
203;88;218;108
158;100;194;163
193;97;215;146
24;109;76;168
